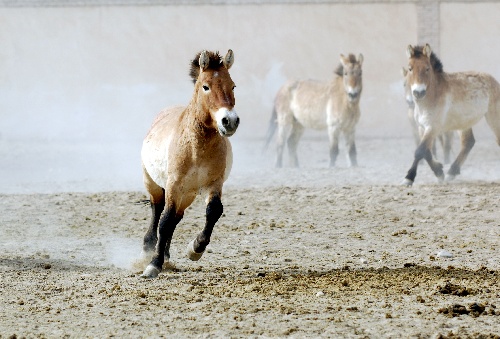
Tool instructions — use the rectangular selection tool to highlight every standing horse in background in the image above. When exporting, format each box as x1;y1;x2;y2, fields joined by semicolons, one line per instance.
402;44;500;186
264;54;363;168
140;50;239;278
402;67;454;164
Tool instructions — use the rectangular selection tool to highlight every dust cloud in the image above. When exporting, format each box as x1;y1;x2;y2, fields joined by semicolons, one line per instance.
1;3;500;272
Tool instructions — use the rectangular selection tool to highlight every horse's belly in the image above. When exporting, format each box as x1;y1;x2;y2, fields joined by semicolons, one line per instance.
292;101;328;130
291;82;329;130
444;95;489;131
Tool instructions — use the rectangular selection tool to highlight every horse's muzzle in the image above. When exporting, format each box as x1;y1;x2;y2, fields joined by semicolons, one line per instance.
348;92;359;101
412;89;426;99
216;108;239;137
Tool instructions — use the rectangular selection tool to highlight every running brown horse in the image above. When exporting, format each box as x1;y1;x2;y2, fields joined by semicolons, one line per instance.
402;44;500;186
264;53;363;168
140;50;239;278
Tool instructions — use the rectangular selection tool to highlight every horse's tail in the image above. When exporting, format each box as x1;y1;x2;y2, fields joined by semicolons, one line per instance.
262;105;278;152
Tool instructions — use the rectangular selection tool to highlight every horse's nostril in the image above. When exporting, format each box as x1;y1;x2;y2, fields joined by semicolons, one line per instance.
236;117;240;126
222;117;229;126
413;90;426;98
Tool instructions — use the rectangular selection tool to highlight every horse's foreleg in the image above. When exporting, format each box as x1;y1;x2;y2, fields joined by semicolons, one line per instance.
403;132;443;186
141;204;183;278
423;148;444;182
328;125;341;167
142;199;164;255
446;128;475;181
187;194;223;261
344;129;357;167
443;131;453;164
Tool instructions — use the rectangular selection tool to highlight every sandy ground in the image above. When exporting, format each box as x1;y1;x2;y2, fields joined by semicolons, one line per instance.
1;135;500;338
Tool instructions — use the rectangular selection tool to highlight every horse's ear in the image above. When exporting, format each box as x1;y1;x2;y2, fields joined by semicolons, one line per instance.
406;45;415;59
423;44;432;58
401;67;408;77
357;53;364;65
339;54;348;67
223;49;234;70
199;51;210;71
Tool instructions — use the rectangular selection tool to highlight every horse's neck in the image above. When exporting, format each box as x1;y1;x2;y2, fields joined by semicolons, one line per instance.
418;73;447;110
183;102;219;145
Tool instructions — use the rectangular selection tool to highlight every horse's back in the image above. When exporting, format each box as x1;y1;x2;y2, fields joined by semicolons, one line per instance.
443;72;500;130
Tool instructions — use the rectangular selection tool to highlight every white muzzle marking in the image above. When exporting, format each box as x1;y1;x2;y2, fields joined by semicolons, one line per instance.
347;87;360;101
215;108;239;137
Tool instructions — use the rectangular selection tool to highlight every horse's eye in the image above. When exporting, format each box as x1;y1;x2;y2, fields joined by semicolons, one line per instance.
426;67;430;72
232;85;236;91
202;85;210;92
408;67;413;72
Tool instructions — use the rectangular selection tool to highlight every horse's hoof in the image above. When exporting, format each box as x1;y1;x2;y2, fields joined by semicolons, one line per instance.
141;264;160;279
445;174;456;182
187;239;205;261
401;178;413;187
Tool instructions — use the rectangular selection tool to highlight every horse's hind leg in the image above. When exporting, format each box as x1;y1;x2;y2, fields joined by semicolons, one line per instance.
276;123;290;168
187;192;223;261
287;121;304;167
142;169;165;256
446;128;475;181
485;104;500;146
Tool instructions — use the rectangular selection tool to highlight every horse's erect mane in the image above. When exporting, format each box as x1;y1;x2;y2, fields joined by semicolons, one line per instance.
334;54;358;77
411;45;444;73
189;50;224;84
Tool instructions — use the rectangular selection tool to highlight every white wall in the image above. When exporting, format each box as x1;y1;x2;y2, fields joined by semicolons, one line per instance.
0;3;418;144
1;2;499;193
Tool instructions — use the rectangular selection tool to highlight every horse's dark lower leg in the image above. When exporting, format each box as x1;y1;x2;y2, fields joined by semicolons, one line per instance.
328;127;341;167
345;132;357;167
188;195;223;261
447;129;475;179
142;200;164;254
142;205;182;278
443;131;453;164
404;141;442;185
423;148;444;181
276;125;287;168
348;143;357;167
329;143;339;167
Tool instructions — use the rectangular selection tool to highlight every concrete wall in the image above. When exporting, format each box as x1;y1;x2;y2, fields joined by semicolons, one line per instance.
0;2;499;144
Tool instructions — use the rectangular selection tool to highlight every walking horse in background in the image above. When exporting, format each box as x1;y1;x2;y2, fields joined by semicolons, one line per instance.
402;44;500;186
264;54;363;168
140;50;239;278
402;67;454;164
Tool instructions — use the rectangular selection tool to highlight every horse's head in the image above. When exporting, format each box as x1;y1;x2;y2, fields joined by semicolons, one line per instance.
190;49;239;137
406;44;443;101
401;67;414;107
338;53;363;102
